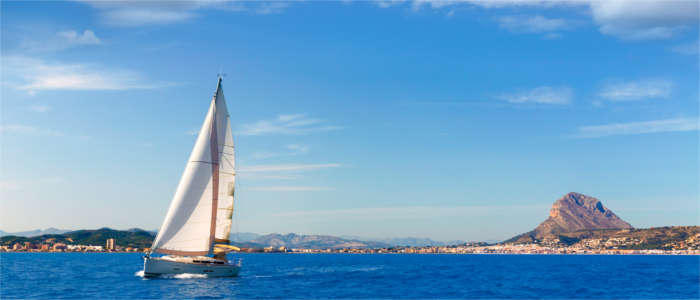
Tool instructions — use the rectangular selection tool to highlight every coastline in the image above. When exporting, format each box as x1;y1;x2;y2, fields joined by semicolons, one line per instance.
4;250;699;255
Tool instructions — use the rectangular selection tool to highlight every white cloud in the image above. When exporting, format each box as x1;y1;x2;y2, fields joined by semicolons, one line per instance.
375;0;408;8
286;144;310;154
496;15;570;33
406;0;698;40
0;124;64;137
248;186;332;192
102;8;197;27
599;79;672;101
238;162;339;183
241;174;301;180
29;105;52;113
499;86;572;104
78;0;292;27
414;0;585;9
17;29;102;53
2;56;167;94
576;117;698;138
238;114;343;136
252;144;310;159
57;30;101;46
77;1;205;27
238;163;341;173
589;0;698;40
254;1;290;14
671;40;699;55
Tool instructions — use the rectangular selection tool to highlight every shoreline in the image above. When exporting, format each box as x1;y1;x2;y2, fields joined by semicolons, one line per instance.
3;251;698;255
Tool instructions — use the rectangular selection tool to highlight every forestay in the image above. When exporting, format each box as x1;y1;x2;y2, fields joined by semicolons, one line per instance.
151;78;235;256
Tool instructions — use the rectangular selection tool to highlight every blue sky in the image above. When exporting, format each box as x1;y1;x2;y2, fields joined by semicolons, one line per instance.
1;1;698;241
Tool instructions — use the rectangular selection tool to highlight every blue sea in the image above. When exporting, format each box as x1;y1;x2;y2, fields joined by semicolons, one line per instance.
1;253;698;299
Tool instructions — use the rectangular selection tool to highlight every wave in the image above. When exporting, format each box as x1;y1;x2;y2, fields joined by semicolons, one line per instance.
134;270;208;279
173;273;208;279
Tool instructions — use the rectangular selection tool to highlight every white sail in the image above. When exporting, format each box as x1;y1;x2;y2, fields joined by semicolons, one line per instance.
151;78;234;256
214;94;235;243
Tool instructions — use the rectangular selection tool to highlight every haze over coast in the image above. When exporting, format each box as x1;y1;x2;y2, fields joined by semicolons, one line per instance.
3;192;698;254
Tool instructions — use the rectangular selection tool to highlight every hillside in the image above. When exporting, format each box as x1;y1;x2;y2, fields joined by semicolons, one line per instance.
546;226;699;250
0;229;389;250
250;233;390;249
0;228;155;249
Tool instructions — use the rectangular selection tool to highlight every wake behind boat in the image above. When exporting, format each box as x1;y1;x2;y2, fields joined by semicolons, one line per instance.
143;77;240;277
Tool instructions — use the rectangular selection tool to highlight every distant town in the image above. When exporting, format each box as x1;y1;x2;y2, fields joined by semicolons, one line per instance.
3;231;699;255
3;193;699;256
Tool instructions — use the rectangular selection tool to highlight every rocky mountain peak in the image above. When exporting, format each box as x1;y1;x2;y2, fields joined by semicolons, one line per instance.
537;192;632;238
507;192;633;243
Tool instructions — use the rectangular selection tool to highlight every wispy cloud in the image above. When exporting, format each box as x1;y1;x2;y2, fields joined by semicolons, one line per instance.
406;0;698;41
576;117;698;138
671;40;699;55
2;56;168;95
248;186;332;192
57;30;101;46
28;105;52;113
254;1;290;14
374;0;408;8
19;29;102;52
268;204;549;219
241;174;301;180
252;144;310;159
0;124;64;137
238;114;343;136
599;79;672;101
78;1;203;27
496;15;570;35
499;86;572;104
238;163;341;173
78;1;293;27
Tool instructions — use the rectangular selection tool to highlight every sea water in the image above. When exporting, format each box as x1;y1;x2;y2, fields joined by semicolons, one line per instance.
1;253;698;298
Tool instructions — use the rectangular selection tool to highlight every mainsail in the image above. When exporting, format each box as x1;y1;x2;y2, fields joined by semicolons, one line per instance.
151;78;235;256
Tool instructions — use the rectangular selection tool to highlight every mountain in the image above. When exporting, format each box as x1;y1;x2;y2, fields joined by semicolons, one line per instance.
127;228;157;235
230;232;261;243
507;192;633;243
0;227;70;237
249;233;390;249
0;227;155;248
341;236;465;247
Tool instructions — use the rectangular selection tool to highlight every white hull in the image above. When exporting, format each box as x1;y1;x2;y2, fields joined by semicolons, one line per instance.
143;256;241;277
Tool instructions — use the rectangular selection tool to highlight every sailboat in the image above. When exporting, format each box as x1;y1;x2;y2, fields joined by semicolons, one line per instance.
143;76;241;277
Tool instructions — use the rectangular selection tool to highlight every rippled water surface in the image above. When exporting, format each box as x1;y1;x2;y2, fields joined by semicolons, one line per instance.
2;253;698;298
